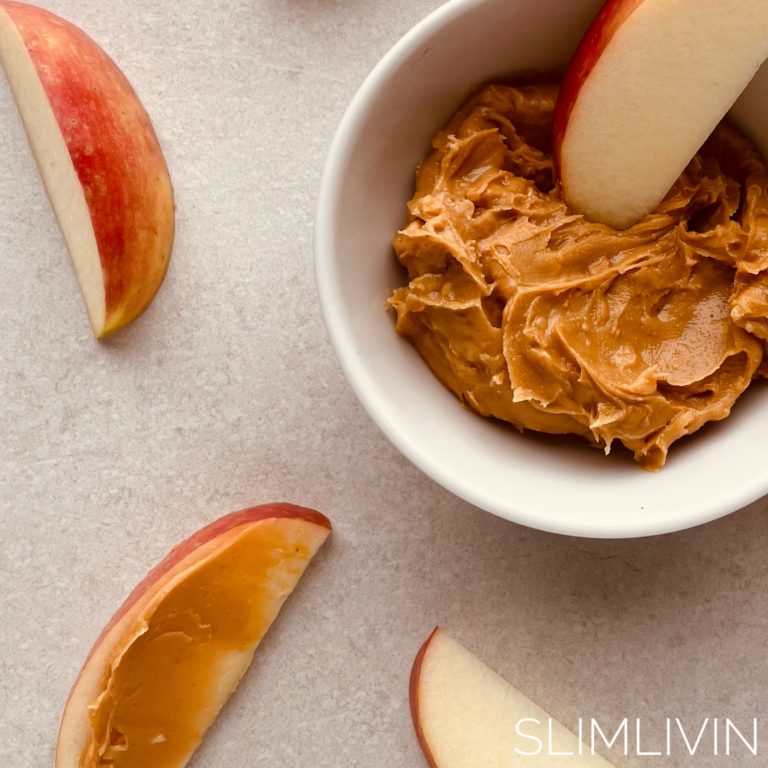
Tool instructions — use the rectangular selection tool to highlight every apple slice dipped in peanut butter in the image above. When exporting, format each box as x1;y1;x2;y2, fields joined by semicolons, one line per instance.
0;0;174;337
55;504;331;768
554;0;768;229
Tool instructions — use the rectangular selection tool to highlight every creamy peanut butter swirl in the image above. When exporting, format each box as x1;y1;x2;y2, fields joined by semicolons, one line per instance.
389;83;768;470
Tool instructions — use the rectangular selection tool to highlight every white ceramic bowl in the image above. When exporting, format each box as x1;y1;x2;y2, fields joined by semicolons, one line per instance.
315;0;768;538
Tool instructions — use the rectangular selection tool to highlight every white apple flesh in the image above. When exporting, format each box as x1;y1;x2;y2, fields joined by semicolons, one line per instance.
554;0;768;229
410;628;616;767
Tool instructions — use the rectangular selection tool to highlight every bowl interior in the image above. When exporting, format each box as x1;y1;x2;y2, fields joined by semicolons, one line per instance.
316;0;768;537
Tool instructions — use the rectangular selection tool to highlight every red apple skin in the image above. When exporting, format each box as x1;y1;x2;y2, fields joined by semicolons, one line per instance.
410;627;441;768
553;0;643;175
55;503;331;767
1;0;174;336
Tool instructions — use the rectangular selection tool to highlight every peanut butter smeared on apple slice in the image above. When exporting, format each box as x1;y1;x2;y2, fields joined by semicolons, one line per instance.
55;504;331;768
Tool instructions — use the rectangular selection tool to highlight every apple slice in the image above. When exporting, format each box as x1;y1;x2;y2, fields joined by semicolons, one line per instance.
55;503;331;768
0;1;174;337
554;0;768;229
410;628;616;767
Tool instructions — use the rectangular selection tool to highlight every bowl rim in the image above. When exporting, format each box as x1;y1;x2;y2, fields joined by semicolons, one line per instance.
314;0;768;539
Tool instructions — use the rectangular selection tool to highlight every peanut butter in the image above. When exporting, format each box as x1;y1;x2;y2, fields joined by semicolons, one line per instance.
389;83;768;469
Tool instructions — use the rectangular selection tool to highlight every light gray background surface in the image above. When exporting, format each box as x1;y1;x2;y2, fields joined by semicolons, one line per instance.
1;1;767;766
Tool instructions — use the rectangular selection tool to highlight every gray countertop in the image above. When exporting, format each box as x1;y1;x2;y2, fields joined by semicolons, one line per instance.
1;1;766;766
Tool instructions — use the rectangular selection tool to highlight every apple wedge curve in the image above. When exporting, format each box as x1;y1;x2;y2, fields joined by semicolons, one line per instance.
554;0;768;229
0;0;174;337
55;503;331;768
410;628;617;767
